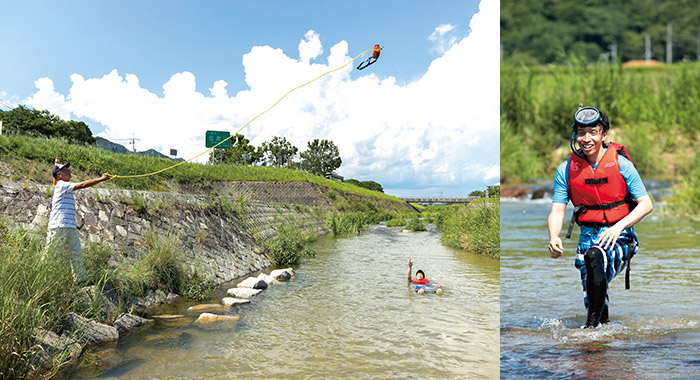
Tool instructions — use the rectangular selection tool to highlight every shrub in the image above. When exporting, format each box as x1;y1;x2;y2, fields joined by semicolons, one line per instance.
405;219;426;231
386;218;406;227
265;223;316;266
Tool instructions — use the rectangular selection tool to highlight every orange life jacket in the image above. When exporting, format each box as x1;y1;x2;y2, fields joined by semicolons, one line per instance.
412;278;430;285
568;142;632;225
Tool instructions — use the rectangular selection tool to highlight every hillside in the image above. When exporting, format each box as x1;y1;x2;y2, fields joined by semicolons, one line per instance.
501;0;700;65
95;137;182;161
0;134;413;213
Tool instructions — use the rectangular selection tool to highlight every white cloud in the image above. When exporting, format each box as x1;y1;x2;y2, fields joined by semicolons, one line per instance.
24;78;72;120
429;23;459;55
298;30;323;63
21;0;499;196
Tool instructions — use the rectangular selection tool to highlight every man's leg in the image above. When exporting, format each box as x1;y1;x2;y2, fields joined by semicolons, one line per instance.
584;246;607;328
66;229;86;283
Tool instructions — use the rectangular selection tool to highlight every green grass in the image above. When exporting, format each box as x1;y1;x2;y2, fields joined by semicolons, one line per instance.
264;223;316;266
386;217;406;227
666;151;700;220
405;219;426;231
430;204;500;258
0;224;218;379
108;231;215;302
0;134;403;204
501;61;698;184
326;210;392;237
0;223;78;378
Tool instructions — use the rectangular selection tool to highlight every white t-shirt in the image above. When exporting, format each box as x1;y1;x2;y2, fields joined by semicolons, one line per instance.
48;180;77;229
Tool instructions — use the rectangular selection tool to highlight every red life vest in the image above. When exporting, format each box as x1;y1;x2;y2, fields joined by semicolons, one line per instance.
412;278;430;285
568;142;632;225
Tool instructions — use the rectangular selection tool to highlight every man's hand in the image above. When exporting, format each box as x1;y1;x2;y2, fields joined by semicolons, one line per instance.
408;258;413;268
597;223;625;251
549;237;564;258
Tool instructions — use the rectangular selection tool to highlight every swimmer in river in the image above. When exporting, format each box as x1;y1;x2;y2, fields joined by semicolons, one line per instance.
408;258;443;295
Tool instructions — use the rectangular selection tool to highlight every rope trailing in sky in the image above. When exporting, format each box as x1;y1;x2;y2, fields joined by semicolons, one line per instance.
110;48;374;179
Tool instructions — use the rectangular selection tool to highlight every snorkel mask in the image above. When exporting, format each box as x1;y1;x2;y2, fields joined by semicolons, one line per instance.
570;104;608;158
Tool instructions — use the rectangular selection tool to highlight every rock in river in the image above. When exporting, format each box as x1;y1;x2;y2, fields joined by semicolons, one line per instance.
270;268;294;281
113;313;154;337
222;297;251;307
187;304;225;313
227;288;262;298
196;313;240;323
63;313;119;347
237;276;268;290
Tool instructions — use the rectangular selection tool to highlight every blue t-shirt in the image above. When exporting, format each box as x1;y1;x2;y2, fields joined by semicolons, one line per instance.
552;149;647;204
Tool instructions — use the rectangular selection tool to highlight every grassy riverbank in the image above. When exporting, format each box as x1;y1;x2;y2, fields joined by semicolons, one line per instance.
0;222;219;378
0;134;401;203
426;203;500;258
501;60;699;218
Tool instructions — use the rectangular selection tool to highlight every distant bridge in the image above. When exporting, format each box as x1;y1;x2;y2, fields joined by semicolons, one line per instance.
400;197;478;205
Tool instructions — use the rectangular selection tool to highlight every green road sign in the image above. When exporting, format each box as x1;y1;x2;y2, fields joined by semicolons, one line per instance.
205;130;231;148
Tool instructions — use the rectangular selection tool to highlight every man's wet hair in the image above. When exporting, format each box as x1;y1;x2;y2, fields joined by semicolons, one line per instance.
416;270;425;277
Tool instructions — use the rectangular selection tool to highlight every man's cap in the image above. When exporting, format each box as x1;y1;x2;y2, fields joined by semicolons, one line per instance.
51;162;70;179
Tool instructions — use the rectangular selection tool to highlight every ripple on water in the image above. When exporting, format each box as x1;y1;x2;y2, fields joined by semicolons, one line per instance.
71;228;500;379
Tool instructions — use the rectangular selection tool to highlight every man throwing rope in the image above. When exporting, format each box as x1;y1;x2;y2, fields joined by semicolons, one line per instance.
45;159;111;283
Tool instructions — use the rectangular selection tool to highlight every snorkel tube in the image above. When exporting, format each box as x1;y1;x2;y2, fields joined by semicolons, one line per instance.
570;104;587;158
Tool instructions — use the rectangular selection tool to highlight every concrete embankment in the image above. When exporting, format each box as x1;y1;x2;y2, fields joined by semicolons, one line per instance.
0;178;412;285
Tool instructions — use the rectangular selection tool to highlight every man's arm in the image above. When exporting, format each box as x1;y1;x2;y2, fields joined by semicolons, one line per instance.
407;258;413;283
597;195;653;250
548;203;568;258
74;173;112;190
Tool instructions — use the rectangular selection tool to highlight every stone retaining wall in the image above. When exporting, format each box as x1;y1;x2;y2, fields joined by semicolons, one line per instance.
0;181;327;284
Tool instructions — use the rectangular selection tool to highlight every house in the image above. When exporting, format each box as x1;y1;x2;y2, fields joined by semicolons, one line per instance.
324;172;344;182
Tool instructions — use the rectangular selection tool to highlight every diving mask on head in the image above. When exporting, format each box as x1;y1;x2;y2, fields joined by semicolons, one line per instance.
570;104;603;158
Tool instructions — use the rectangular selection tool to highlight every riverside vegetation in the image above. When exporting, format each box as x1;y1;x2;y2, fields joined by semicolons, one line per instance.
0;133;499;377
501;60;699;219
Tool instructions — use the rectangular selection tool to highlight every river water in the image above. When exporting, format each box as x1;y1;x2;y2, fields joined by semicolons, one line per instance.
500;199;700;379
71;224;500;379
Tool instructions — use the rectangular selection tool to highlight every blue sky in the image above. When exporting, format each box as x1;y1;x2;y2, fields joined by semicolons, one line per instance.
0;0;499;197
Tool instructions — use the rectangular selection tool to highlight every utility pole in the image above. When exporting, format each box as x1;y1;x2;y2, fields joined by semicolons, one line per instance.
609;43;617;63
667;22;673;65
645;35;651;64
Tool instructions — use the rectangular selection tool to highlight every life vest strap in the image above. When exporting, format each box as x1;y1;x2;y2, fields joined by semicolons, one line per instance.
585;178;609;184
565;200;626;239
625;241;635;290
581;200;626;210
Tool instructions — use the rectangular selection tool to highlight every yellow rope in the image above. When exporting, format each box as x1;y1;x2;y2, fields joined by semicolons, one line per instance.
111;48;373;179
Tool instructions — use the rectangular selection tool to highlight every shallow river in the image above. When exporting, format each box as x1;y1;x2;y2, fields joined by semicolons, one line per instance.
500;200;699;379
71;224;500;379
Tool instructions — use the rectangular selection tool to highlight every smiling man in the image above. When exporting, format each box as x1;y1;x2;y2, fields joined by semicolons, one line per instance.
547;105;653;328
46;159;111;283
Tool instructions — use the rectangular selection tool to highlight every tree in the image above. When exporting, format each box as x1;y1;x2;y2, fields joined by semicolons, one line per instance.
209;134;263;165
0;105;95;145
300;139;342;176
261;136;298;167
470;185;500;198
346;178;384;193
